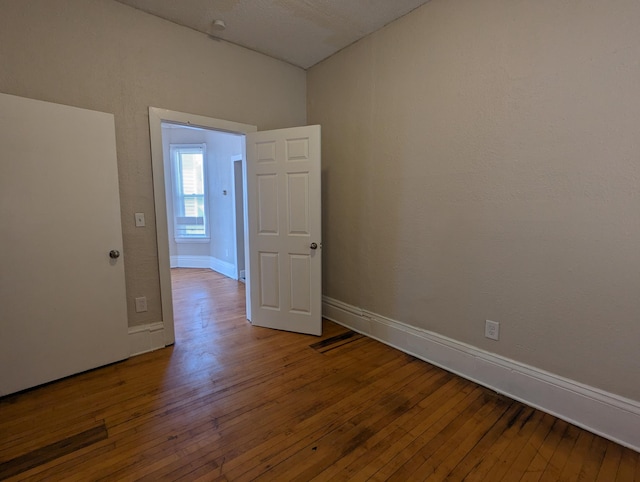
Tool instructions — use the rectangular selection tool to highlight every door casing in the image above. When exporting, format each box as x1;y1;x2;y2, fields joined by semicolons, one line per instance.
149;107;257;345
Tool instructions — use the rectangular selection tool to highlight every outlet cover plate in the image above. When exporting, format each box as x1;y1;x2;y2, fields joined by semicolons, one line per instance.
485;320;500;340
135;296;148;313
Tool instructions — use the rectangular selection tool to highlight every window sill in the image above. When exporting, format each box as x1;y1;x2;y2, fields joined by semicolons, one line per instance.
175;237;211;244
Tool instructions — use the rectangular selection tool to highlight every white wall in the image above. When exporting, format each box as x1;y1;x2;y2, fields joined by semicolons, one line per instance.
308;0;640;403
162;124;242;277
0;0;306;326
207;131;244;266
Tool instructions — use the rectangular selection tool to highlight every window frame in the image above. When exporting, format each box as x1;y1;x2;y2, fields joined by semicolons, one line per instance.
170;143;210;243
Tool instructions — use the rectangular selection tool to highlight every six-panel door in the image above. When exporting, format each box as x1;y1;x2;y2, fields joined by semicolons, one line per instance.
246;125;322;336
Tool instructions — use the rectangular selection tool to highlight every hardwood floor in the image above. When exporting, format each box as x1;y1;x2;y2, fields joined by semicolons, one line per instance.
1;268;638;481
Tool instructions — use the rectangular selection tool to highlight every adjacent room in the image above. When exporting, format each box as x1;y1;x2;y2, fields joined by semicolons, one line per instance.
1;0;639;479
161;122;246;281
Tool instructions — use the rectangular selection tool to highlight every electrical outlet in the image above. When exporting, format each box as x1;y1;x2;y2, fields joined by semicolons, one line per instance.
485;320;500;340
134;212;145;227
135;296;148;313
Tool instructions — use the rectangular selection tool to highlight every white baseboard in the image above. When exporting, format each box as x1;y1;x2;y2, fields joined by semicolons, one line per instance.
323;296;640;452
171;255;237;279
128;322;166;356
171;255;211;269
209;257;237;280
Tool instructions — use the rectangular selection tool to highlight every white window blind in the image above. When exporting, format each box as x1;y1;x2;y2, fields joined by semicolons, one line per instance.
171;144;209;239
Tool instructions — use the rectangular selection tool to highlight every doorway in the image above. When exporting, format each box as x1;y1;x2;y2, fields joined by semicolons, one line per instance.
161;123;245;280
151;109;323;344
149;107;257;346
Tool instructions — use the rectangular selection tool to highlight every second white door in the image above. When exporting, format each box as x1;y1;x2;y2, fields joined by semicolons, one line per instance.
246;125;322;336
0;93;129;396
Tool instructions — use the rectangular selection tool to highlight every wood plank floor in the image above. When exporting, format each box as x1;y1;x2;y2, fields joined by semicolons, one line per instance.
1;268;638;481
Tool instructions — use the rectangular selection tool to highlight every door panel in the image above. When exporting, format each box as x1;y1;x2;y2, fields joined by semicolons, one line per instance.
246;125;321;336
0;93;129;396
257;174;279;234
287;173;310;235
259;252;280;309
289;255;311;314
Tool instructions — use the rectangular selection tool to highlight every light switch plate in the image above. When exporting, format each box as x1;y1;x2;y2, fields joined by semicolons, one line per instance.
134;212;145;227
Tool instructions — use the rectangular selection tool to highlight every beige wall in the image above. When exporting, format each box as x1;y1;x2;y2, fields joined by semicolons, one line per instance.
0;0;306;326
308;0;640;401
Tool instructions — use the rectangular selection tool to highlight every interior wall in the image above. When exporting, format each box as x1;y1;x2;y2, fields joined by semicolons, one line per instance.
161;125;242;266
233;159;246;278
307;0;640;401
207;131;244;265
0;0;306;326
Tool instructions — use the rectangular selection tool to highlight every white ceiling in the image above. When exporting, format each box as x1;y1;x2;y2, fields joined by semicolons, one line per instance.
114;0;430;69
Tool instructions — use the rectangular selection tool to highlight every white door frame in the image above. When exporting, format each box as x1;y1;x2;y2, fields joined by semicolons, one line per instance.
231;155;246;282
149;107;257;345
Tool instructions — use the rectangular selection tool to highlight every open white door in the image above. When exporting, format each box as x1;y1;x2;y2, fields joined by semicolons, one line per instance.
0;93;129;396
246;125;322;336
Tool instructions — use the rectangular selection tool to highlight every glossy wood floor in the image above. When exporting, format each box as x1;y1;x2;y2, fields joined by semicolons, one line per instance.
1;268;638;481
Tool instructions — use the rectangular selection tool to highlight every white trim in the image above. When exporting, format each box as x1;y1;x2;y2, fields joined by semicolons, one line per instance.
209;257;237;280
231;155;245;282
170;255;238;279
170;143;210;241
149;107;257;346
128;322;166;356
174;238;211;244
323;296;640;452
170;255;211;269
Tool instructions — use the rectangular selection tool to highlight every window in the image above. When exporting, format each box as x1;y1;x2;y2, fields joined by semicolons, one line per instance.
171;144;209;240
